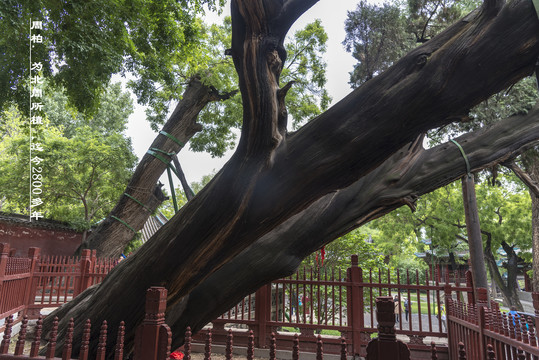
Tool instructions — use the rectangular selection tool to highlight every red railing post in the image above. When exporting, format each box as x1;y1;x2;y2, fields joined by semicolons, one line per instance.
0;243;9;281
444;284;452;359
134;287;172;360
76;249;92;296
23;247;40;319
254;283;271;348
347;255;364;357
465;270;475;304
0;243;9;314
477;288;488;308
478;304;487;360
365;296;410;359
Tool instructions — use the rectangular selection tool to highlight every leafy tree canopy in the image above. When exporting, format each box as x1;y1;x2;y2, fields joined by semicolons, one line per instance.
144;17;332;157
0;0;224;115
344;0;475;87
0;83;137;229
371;174;532;266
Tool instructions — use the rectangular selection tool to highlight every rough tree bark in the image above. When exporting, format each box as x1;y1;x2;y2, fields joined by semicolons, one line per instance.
162;106;539;346
47;107;539;355
43;0;539;357
77;77;235;257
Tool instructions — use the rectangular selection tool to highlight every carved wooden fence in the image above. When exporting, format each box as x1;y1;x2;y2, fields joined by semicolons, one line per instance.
0;286;357;360
446;288;539;360
199;255;474;359
0;243;117;329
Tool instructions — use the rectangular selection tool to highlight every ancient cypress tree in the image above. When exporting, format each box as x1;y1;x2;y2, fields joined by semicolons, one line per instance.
43;0;539;358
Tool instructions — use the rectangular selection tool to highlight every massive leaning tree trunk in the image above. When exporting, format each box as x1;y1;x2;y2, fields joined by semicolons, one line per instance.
44;0;539;357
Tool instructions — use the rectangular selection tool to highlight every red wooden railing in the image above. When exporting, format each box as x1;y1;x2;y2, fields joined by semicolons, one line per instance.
201;255;473;358
0;285;358;360
0;243;117;329
446;287;539;360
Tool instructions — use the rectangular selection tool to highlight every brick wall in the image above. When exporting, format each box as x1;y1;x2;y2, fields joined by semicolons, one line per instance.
0;215;82;256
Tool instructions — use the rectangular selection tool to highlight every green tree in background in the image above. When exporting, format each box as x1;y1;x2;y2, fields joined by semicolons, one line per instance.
144;17;331;157
0;0;224;115
0;83;137;242
371;175;531;308
343;0;470;87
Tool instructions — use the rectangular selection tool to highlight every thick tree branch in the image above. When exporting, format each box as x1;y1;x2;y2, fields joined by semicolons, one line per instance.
48;104;539;354
161;104;539;346
504;160;539;197
276;0;319;36
45;2;539;357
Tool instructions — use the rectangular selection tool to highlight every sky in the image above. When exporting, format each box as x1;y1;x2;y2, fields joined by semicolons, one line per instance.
124;0;361;185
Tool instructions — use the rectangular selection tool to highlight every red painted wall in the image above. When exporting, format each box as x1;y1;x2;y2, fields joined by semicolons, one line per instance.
0;219;82;257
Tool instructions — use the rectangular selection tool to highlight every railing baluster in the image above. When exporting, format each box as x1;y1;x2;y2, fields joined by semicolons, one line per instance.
293;334;299;360
458;342;466;360
45;316;59;359
79;319;91;360
248;330;255;360
340;337;347;360
114;321;125;360
204;329;212;360
316;334;323;360
62;318;74;360
431;341;437;360
0;315;13;354
225;329;233;360
14;315;28;355
96;320;108;360
266;332;275;360
185;326;192;360
30;315;43;358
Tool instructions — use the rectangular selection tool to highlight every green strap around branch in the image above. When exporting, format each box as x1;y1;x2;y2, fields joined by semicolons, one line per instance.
160;131;185;147
124;193;151;212
147;149;171;165
111;215;137;233
450;139;471;176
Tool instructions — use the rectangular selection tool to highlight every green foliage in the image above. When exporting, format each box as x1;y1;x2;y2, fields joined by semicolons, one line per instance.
407;0;473;43
0;83;137;228
146;17;331;157
344;1;412;87
372;175;532;273
159;172;214;219
124;232;144;255
428;77;538;145
282;19;332;129
303;228;386;272
44;83;133;138
344;0;472;87
0;0;225;115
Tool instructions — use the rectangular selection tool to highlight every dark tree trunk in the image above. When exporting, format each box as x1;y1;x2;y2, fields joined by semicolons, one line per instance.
461;174;489;301
42;0;539;358
532;186;539;291
501;241;523;307
45;104;539;355
484;232;523;309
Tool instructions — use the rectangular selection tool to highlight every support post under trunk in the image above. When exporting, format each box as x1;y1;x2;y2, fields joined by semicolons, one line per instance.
461;174;489;302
